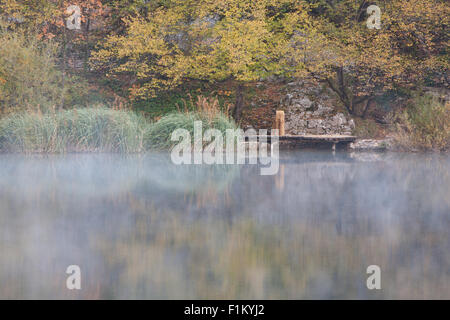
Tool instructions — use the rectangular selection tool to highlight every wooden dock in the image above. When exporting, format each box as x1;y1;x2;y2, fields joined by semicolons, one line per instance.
245;134;357;151
251;134;357;143
246;110;357;150
266;134;356;143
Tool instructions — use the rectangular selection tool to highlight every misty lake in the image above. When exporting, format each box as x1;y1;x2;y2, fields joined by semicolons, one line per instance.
0;151;449;299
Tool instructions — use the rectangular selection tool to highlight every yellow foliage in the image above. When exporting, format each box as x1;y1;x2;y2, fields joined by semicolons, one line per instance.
91;0;318;101
87;0;448;106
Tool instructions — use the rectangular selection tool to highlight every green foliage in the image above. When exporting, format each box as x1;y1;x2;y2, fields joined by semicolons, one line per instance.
0;26;63;113
394;94;450;152
0;107;148;153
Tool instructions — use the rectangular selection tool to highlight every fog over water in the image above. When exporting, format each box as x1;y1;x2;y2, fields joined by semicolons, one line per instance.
0;152;449;299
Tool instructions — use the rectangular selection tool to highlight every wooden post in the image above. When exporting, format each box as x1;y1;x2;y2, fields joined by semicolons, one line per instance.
275;110;285;136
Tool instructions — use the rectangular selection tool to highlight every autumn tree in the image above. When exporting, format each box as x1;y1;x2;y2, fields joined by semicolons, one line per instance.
0;26;64;112
0;0;58;30
91;0;319;120
284;0;449;116
100;0;157;35
0;0;104;68
1;0;106;109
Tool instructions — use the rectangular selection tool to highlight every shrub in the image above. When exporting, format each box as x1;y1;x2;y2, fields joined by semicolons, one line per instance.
144;112;237;150
393;94;450;152
0;107;148;153
0;26;64;113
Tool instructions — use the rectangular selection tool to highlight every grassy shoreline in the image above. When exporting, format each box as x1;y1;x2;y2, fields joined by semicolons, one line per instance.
0;106;236;154
0;95;447;154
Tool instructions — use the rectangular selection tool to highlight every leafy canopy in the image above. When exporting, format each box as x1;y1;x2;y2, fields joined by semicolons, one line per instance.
91;0;318;100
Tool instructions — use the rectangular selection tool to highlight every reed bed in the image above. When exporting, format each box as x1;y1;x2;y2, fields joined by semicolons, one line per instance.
0;96;237;153
0;107;147;153
146;95;237;150
145;113;236;150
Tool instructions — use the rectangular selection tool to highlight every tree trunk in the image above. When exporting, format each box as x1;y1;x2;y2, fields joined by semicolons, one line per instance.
361;97;373;119
337;67;353;113
60;18;66;111
84;13;91;73
327;70;353;115
233;83;244;122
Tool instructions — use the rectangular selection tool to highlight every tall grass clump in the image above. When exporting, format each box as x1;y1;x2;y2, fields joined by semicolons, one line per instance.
145;96;237;150
393;93;450;152
0;107;148;153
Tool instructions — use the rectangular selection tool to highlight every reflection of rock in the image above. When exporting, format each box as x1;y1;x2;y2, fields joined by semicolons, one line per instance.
349;152;385;162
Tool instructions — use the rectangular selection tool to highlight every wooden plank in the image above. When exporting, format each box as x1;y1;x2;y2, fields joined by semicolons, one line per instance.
245;135;357;143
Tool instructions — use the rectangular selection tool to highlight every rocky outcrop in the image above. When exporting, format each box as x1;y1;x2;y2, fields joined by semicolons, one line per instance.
349;139;393;151
281;80;355;135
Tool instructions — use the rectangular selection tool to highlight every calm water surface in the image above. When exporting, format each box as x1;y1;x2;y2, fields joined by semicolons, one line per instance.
0;151;449;299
